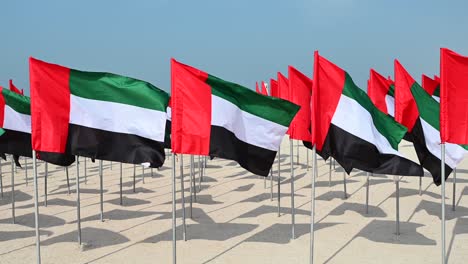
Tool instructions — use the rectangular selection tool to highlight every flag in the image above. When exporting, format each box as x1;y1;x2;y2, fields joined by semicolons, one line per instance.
311;51;423;176
261;81;268;95
395;59;466;185
288;66;312;141
440;48;468;145
30;57;169;168
277;72;290;101
255;82;260;93
171;59;300;176
368;69;395;117
270;79;278;97
164;98;172;149
9;80;24;95
421;74;440;102
0;86;75;166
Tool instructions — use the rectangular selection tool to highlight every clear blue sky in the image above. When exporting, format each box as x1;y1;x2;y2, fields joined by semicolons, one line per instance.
1;0;468;95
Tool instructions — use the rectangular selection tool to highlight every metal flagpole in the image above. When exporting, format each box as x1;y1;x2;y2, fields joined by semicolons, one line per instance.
310;145;317;264
396;177;400;236
11;158;15;223
329;158;332;187
99;160;104;222
198;156;203;192
270;168;273;201
343;170;348;199
25;157;28;186
419;176;422;196
120;163;123;206
296;140;299;165
264;173;267;189
277;145;281;217
441;143;447;264
32;150;41;264
191;155;196;203
110;161;113;170
66;167;71;195
0;158;3;198
290;139;295;239
307;147;309;171
76;156;81;245
180;155;187;241
142;166;145;184
23;157;27;186
44;163;48;207
366;172;370;214
452;168;456;211
171;152;177;264
133;164;136;193
189;156;194;217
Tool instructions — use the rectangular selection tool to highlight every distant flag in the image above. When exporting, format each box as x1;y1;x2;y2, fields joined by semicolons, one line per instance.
270;79;278;98
277;72;290;102
440;48;468;145
255;82;260;93
9;80;24;95
394;59;466;185
368;69;395;117
171;59;299;176
261;81;269;95
421;74;440;101
311;51;422;176
0;86;75;166
288;66;312;142
164;97;172;149
30;57;169;168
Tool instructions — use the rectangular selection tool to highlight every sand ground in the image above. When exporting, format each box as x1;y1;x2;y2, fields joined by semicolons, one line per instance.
1;139;467;264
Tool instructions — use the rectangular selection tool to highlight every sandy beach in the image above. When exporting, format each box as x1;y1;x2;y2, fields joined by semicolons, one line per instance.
1;138;467;264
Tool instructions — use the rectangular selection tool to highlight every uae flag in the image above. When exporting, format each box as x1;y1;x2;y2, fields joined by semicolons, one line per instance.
421;74;440;102
277;72;290;101
368;69;395;117
164;98;172;149
260;81;269;96
288;66;312;141
30;58;169;168
312;51;423;176
0;86;75;166
171;59;300;176
395;59;466;185
9;80;24;95
270;79;278;98
255;82;260;93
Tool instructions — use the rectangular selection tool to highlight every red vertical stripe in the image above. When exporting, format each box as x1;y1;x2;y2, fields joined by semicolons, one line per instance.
421;74;439;96
171;59;211;155
440;48;468;144
29;57;71;153
0;87;5;127
368;69;391;115
312;51;345;150
394;60;419;132
270;79;278;97
288;66;312;141
277;72;290;101
261;81;268;95
9;80;24;95
255;82;260;93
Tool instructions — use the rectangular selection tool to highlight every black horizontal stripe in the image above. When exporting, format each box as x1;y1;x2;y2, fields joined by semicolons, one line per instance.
0;129;32;157
209;125;276;177
320;124;424;176
66;124;165;168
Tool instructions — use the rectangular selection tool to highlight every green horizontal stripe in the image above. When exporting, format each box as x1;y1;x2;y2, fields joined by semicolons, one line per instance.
388;84;395;97
206;74;300;127
433;86;440;97
341;73;407;150
410;82;468;150
70;70;169;112
2;89;31;115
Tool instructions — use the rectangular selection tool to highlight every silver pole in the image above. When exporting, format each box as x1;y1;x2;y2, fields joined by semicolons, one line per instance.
76;156;81;245
310;146;317;264
396;178;400;236
120;163;123;206
110;161;113;170
191;155;196;203
0;158;3;198
142;166;145;184
99;160;104;222
66;167;71;195
277;146;281;217
198;156;203;192
264;174;266;189
189;155;193;217
441;143;446;264
11;158;15;223
133;164;136;193
180;155;186;241
452;168;456;211
306;147;309;171
25;157;28;186
270;169;273;201
343;170;348;199
171;152;177;264
329;158;332;187
419;176;422;196
84;158;87;184
366;172;370;214
296;140;299;165
44;162;48;207
32;150;41;263
290;139;295;239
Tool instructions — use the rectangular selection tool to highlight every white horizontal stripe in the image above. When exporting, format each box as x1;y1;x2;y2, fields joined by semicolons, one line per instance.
433;96;440;103
385;95;395;117
70;95;166;142
3;105;31;134
167;106;172;121
420;118;466;168
331;94;401;156
211;95;288;151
